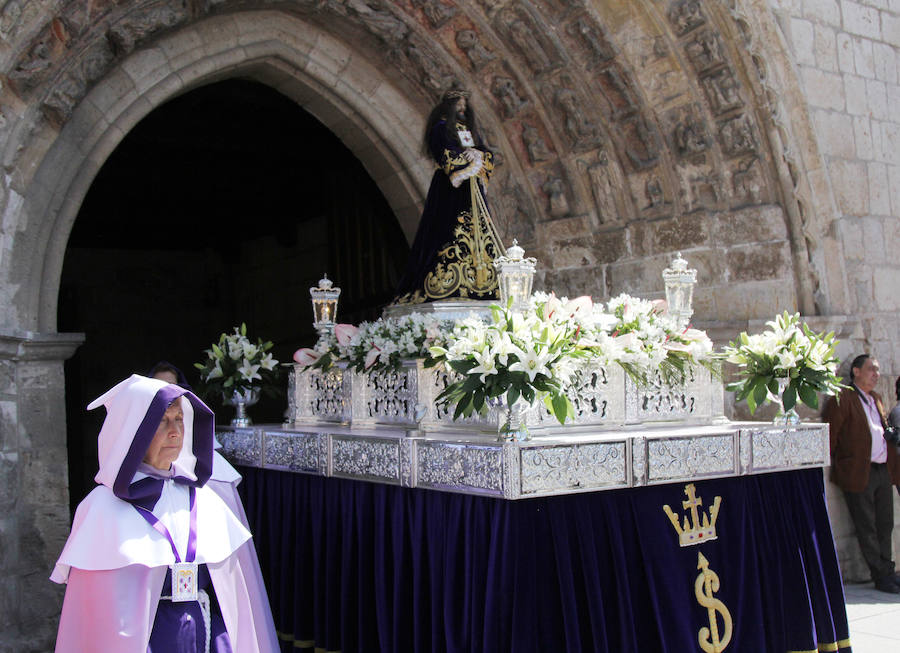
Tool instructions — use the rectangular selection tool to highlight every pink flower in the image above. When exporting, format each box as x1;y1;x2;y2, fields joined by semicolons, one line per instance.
364;347;381;369
335;323;359;347
564;295;593;317
293;348;321;366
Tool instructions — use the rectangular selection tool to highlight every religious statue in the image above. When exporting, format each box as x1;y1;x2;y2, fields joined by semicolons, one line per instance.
393;90;505;304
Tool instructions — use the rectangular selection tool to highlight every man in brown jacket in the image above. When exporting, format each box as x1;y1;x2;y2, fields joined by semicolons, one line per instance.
824;354;900;593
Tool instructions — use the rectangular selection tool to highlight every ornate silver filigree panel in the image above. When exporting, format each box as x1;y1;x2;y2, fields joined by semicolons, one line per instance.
646;433;735;482
400;438;415;487
353;364;420;425
294;366;348;423
331;435;401;483
625;366;711;424
263;430;319;473
217;428;261;467
519;442;628;495
416;442;504;495
743;425;829;472
631;436;648;486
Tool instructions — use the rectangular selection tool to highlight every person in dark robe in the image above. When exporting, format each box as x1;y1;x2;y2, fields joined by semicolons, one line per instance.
393;89;506;304
52;374;279;652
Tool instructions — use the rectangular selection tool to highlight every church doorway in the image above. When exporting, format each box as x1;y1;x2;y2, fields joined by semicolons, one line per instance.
58;78;410;512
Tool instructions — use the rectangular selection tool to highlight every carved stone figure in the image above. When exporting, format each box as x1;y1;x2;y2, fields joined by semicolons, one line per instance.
597;66;637;118
507;17;554;73
543;176;570;217
685;30;724;72
567;18;614;66
9;40;53;90
719;114;757;155
623;115;660;169
702;68;742;114
1;1;23;40
732;156;762;203
406;42;451;92
667;0;706;36
585;151;621;223
107;5;187;55
646;176;665;208
492;76;528;118
419;0;457;28
346;0;409;45
674;115;709;156
522;123;551;163
553;85;600;149
455;30;496;71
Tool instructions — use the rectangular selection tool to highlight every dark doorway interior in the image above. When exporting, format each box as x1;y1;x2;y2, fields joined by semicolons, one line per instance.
59;78;410;513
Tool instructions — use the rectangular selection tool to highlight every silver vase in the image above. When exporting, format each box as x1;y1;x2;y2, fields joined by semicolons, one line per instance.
496;398;531;442
225;387;261;427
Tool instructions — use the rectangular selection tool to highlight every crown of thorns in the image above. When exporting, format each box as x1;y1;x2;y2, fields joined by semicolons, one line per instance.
443;89;470;101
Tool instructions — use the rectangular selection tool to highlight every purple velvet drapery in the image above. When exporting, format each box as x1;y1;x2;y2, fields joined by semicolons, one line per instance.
238;467;850;653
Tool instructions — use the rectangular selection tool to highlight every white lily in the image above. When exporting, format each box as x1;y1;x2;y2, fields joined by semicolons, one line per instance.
238;359;261;382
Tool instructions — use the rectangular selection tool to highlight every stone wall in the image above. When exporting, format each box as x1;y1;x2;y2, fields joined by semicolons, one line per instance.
769;0;900;578
0;333;82;653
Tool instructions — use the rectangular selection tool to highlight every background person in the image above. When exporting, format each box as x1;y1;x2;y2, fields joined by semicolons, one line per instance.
823;354;900;593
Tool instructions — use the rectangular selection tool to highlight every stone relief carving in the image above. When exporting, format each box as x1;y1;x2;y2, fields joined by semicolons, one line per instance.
491;76;528;118
718;114;757;156
680;169;725;212
107;4;187;55
405;41;453;92
621;114;661;169
667;0;706;36
596;65;638;119
9;35;55;92
346;0;409;45
672;109;710;156
566;17;615;66
582;150;624;224
701;68;742;114
412;0;457;29
645;175;667;209
731;156;762;204
0;0;23;40
522;123;551;163
552;84;602;150
455;29;496;71
542;176;570;218
498;7;562;74
685;30;725;72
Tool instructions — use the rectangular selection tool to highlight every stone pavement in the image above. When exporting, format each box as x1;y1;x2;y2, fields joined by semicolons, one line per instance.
843;581;900;650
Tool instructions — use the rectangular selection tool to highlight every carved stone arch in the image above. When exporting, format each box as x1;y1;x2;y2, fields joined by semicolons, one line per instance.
21;11;435;332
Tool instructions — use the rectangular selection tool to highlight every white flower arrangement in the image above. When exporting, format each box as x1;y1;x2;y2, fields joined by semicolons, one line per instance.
721;311;843;414
293;313;452;373
195;324;280;399
428;293;717;424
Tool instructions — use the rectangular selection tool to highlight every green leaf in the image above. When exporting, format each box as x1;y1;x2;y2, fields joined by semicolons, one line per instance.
240;323;247;336
746;386;758;414
797;383;819;410
507;386;520;407
752;380;767;407
473;390;485;413
551;393;569;425
782;382;796;410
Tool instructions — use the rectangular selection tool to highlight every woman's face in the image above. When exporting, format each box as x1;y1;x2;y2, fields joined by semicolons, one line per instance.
143;398;184;470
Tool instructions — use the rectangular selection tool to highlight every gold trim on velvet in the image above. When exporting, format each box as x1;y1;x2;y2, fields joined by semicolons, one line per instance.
276;630;341;652
663;483;722;547
695;552;733;652
409;179;503;302
786;638;852;653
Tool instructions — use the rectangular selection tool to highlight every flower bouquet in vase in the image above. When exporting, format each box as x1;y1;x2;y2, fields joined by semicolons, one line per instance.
195;323;280;427
722;312;843;424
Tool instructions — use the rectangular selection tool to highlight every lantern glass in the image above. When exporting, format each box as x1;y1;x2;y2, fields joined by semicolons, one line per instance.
309;274;341;336
663;253;697;329
493;239;537;312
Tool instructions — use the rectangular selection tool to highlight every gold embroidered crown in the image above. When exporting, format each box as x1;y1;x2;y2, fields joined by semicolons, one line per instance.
663;483;722;547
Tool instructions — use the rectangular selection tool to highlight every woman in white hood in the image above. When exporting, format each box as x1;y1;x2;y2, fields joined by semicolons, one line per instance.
51;374;279;652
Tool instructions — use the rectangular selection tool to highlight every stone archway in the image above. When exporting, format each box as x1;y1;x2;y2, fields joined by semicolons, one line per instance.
17;11;435;334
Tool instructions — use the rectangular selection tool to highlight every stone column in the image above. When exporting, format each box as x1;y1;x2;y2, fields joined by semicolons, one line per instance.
0;330;83;651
